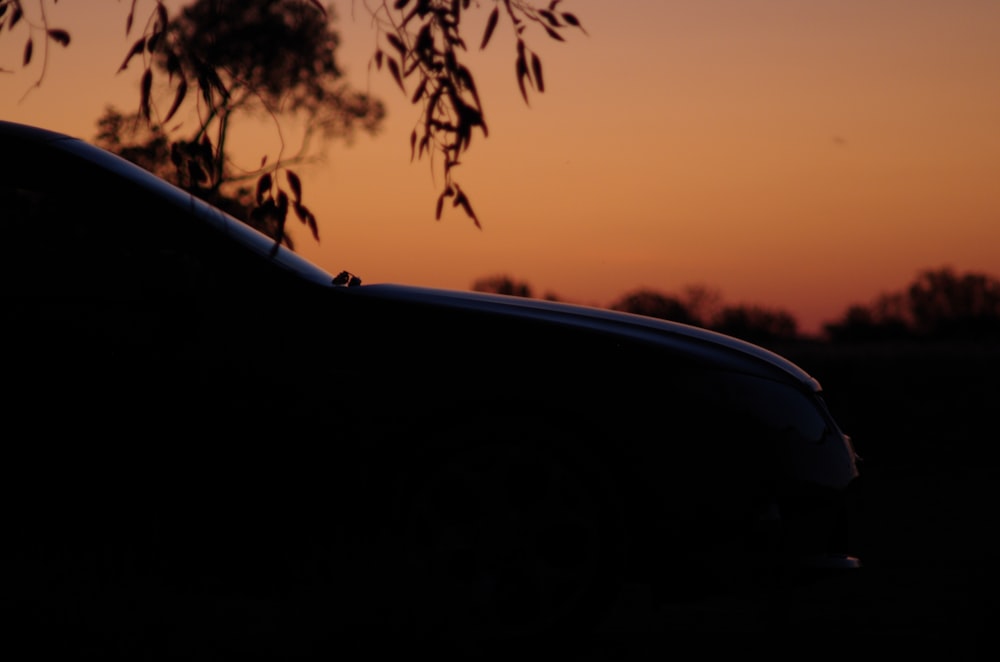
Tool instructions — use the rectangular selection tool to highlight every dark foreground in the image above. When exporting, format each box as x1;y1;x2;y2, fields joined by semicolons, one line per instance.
7;341;995;660
549;340;995;659
710;340;995;660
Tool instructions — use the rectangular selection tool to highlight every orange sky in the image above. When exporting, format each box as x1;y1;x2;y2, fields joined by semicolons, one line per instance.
3;0;999;335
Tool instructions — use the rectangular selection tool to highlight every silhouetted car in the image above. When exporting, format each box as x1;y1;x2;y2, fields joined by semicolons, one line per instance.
2;120;860;654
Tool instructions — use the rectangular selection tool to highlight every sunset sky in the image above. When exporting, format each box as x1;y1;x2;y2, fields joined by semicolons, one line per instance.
2;0;998;335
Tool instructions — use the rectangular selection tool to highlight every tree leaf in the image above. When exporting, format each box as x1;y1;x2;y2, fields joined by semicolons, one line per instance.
401;4;419;27
140;69;153;119
539;10;560;27
404;57;420;78
386;33;407;58
197;74;214;107
455;64;482;111
387;57;405;92
480;7;499;50
435;189;446;220
543;25;565;42
515;42;530;104
10;5;22;29
414;23;433;54
531;53;544;93
293;202;319;241
47;29;71;47
118;37;146;72
163;78;187;122
286;169;302;203
394;0;410;9
561;12;587;34
256;173;272;205
453;188;480;228
164;51;181;78
156;3;168;31
304;207;319;240
410;76;427;104
202;65;229;101
22;39;32;67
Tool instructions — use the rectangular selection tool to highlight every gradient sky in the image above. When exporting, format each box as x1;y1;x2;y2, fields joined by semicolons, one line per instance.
3;0;998;334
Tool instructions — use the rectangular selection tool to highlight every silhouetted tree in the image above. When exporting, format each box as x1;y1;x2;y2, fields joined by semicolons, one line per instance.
607;286;802;343
610;289;700;326
908;267;1000;338
711;304;798;344
824;267;1000;341
822;304;909;342
93;105;172;178
680;284;724;327
93;108;360;247
365;0;586;227
2;0;586;230
97;0;385;249
95;106;289;241
472;274;534;298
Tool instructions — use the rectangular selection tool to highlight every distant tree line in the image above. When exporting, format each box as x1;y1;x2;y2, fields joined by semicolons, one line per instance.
473;275;798;345
473;266;1000;345
823;267;1000;342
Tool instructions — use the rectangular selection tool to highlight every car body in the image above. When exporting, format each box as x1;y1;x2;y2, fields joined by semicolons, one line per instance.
1;120;860;651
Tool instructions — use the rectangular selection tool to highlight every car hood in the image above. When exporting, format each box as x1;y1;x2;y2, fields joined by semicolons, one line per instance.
339;283;822;392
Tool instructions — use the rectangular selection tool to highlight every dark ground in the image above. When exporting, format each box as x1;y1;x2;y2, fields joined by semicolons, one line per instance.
206;340;998;660
581;339;998;660
7;341;996;660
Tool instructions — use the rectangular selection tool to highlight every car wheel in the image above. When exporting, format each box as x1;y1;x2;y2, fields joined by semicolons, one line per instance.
389;415;622;645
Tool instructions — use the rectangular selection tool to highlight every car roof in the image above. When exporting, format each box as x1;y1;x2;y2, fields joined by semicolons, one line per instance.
1;120;821;391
